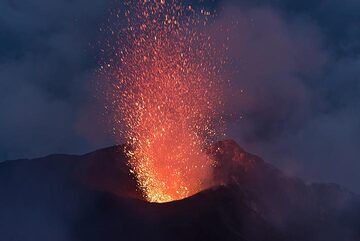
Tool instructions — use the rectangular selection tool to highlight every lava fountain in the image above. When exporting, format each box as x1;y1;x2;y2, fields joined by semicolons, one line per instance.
102;1;225;203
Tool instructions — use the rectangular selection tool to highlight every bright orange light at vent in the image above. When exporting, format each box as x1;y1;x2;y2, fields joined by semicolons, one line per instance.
102;1;224;203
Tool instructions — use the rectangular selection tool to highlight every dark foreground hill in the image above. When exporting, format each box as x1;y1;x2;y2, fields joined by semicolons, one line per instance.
1;140;359;241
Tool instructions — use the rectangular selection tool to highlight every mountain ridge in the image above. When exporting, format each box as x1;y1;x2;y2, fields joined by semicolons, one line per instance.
1;140;359;241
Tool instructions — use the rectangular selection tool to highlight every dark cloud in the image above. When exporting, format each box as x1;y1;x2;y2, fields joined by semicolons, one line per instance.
212;1;360;192
224;0;360;55
0;0;114;160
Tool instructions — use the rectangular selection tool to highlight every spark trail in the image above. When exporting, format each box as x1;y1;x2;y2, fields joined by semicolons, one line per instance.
102;1;225;203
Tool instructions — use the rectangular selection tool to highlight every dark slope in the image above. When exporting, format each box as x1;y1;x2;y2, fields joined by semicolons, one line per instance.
0;140;359;241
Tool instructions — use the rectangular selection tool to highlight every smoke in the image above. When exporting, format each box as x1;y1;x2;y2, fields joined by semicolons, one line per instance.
210;2;360;192
0;0;113;160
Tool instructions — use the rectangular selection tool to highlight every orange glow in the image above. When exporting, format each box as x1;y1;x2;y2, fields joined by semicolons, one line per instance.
103;1;224;203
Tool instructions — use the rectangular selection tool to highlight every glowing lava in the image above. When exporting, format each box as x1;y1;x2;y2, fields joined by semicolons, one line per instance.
102;1;224;203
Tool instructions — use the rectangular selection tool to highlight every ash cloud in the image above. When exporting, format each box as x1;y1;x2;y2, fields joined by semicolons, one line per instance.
0;0;114;160
212;1;360;192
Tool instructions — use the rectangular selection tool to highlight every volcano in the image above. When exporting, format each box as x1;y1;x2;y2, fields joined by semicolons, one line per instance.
1;140;359;241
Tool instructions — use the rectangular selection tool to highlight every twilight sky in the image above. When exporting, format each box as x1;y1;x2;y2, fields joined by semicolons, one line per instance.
0;0;359;192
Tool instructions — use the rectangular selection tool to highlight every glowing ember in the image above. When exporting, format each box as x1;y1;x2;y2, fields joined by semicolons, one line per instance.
102;1;224;203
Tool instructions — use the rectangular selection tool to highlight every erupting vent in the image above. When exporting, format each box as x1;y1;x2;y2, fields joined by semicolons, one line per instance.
102;1;225;203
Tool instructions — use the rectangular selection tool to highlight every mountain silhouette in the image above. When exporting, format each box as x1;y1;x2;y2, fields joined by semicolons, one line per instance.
1;140;359;241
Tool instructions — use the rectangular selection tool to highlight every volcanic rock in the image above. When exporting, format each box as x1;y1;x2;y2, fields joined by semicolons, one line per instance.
0;140;359;241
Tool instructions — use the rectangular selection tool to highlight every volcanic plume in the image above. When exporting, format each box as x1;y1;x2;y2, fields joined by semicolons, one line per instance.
101;1;225;203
